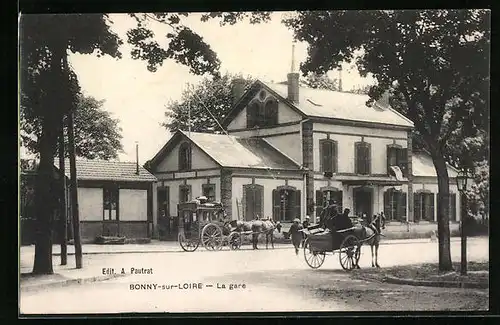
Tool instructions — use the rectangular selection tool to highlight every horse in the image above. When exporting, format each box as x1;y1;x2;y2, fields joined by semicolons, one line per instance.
353;213;385;268
230;218;282;249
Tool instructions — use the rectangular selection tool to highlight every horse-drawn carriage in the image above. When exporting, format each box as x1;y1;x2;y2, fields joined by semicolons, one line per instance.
177;197;241;252
301;212;384;271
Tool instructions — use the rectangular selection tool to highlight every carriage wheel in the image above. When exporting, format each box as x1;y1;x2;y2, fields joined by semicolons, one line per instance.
303;238;326;269
201;224;223;251
339;235;361;271
178;232;200;252
228;232;242;250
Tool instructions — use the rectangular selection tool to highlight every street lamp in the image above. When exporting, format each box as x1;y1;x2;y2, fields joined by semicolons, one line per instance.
456;168;473;275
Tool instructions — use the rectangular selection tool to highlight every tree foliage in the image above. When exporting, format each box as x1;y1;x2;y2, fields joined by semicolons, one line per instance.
283;9;490;271
164;73;255;133
301;72;339;91
21;94;124;160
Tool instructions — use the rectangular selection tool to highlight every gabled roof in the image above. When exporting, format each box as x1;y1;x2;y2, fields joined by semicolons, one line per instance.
222;80;414;129
149;130;302;171
54;159;157;182
412;153;459;178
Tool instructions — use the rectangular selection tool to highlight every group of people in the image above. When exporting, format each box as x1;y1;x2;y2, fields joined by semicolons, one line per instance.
288;201;386;255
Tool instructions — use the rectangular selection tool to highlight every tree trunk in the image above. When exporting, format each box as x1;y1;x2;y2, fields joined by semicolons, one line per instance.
32;117;60;274
430;149;453;271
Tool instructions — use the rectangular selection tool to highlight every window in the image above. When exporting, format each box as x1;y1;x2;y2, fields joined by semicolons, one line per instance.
320;139;338;173
384;189;407;222
246;96;279;128
103;186;119;220
179;185;192;203
414;192;435;222
387;145;408;177
243;184;264;221
355;141;371;175
273;187;301;222
202;183;216;202
178;142;192;171
316;189;342;219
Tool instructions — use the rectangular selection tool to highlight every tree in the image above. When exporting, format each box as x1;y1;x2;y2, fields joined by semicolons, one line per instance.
301;72;339;91
20;12;271;274
21;94;124;160
283;10;490;271
164;73;254;133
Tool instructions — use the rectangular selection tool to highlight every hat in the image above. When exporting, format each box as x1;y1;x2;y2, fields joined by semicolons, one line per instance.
293;218;300;223
305;216;310;219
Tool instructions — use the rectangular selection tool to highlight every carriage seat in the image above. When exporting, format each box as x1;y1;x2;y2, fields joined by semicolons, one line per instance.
335;227;356;233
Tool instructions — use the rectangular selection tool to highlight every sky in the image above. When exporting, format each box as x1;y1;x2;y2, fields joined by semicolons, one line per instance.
60;12;375;164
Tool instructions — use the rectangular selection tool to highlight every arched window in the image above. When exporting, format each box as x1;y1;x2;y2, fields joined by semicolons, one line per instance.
264;98;278;126
178;142;191;171
246;100;261;129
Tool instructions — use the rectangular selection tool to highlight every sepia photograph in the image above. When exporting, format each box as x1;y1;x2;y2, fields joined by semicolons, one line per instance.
19;10;490;315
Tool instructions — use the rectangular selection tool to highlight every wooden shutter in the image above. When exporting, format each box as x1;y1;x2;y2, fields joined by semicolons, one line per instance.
450;194;456;222
364;143;371;175
383;190;390;220
272;189;280;221
397;191;407;222
387;146;397;174
355;142;361;174
294;190;302;220
424;193;435;221
316;190;323;220
321;141;331;172
255;185;263;219
398;148;408;177
332;141;338;173
414;193;421;222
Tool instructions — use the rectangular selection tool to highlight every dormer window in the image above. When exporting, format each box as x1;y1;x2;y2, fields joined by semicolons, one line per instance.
246;96;278;128
178;142;192;171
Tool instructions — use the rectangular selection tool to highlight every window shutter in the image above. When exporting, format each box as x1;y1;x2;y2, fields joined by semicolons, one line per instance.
355;142;360;174
387;146;397;174
255;186;263;219
321;141;331;172
401;192;407;221
316;190;323;220
399;148;408;177
295;190;302;220
414;193;421;222
450;194;456;222
384;190;391;220
272;189;280;222
365;143;371;175
332;141;338;173
265;99;278;126
429;193;435;222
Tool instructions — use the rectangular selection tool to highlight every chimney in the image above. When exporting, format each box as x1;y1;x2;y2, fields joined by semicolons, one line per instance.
287;42;299;102
231;78;246;106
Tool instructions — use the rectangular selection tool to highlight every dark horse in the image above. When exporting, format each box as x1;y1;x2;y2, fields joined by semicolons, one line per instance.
230;218;282;249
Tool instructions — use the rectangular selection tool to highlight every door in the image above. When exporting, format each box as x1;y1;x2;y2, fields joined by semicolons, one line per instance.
353;187;372;218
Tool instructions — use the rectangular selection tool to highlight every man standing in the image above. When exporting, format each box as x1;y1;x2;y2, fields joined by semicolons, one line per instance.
289;218;303;255
301;216;310;248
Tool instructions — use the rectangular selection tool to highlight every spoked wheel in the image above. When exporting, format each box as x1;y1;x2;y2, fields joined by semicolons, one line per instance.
201;224;223;251
178;232;200;252
228;232;242;250
303;238;326;269
339;235;361;271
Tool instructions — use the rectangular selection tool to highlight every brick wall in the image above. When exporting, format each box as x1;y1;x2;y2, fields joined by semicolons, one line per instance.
302;120;315;216
220;168;233;219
